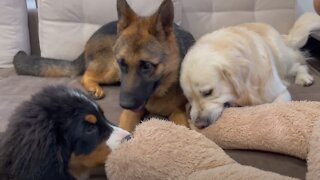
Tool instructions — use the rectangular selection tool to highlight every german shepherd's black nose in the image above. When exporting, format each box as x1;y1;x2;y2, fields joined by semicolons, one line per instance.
120;95;144;110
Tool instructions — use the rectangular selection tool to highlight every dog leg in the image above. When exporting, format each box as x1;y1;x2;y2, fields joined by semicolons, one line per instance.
291;64;314;86
81;73;105;99
119;110;144;132
273;89;291;103
81;67;119;99
169;108;189;128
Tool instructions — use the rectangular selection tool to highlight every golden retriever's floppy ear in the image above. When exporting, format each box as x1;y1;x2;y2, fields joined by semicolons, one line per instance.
148;0;174;40
117;0;137;33
221;68;244;97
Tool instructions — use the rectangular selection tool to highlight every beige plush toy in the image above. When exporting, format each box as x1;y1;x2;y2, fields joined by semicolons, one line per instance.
105;101;320;179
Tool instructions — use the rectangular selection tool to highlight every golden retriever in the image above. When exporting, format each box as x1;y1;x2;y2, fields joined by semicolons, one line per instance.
180;13;320;129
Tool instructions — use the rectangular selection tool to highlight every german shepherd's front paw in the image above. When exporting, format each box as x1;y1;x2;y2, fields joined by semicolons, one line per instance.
88;86;105;99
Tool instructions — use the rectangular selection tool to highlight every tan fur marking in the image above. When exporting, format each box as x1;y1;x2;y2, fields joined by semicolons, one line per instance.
42;67;73;77
69;140;110;178
119;110;144;132
84;114;97;124
169;107;189;127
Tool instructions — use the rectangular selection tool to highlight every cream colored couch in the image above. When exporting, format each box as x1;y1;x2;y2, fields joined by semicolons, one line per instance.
37;0;297;60
1;0;320;179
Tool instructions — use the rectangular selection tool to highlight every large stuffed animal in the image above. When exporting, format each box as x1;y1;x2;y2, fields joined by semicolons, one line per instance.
105;101;320;180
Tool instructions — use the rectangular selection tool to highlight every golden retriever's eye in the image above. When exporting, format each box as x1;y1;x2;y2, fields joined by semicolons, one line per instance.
201;89;213;97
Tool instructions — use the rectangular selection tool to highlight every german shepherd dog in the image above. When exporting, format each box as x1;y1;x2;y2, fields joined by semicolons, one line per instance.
13;0;195;132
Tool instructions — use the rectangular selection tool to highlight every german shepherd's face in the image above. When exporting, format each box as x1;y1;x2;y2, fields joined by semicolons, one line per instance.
113;0;175;110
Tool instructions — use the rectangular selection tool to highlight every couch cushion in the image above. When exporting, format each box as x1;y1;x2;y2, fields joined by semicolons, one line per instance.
37;0;182;60
0;0;30;68
180;0;296;39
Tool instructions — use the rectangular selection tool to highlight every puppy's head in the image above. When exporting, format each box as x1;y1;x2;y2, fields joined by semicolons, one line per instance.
36;86;131;167
41;86;132;172
113;0;176;111
38;86;130;162
1;85;130;179
180;51;239;129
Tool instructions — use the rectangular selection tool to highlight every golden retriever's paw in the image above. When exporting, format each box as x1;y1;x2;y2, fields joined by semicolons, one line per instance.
295;73;314;86
88;86;105;99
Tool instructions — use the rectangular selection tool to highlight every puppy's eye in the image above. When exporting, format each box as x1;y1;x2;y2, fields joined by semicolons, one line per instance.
117;58;128;73
86;124;97;134
201;89;213;97
140;61;155;74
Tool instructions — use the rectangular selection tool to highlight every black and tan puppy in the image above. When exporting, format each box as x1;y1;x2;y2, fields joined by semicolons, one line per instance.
0;86;130;180
13;0;195;132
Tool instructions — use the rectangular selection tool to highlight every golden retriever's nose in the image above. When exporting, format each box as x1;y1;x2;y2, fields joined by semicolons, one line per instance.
194;118;210;129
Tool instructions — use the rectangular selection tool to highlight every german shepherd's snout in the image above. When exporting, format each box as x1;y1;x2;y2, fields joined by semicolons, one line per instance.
118;59;161;110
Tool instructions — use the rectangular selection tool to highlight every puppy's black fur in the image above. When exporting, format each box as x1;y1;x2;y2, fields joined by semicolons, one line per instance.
0;86;114;180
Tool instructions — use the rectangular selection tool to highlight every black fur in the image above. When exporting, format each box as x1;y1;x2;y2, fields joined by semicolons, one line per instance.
0;86;114;180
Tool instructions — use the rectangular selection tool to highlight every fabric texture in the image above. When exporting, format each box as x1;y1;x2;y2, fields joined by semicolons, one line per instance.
179;0;296;39
197;101;320;160
0;0;30;68
106;119;296;180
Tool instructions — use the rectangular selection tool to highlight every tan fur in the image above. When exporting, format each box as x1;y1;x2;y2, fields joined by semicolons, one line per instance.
69;140;110;178
27;0;189;132
81;35;119;98
112;0;188;131
118;110;144;132
84;114;97;124
42;66;74;77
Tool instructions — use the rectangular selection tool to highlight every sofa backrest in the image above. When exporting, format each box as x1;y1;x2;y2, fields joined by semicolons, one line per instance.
37;0;297;60
0;0;30;68
180;0;296;39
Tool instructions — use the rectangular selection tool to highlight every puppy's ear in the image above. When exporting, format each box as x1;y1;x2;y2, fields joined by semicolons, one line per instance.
221;69;244;97
148;0;174;40
117;0;137;33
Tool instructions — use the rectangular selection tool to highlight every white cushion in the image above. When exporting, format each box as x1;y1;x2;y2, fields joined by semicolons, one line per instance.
0;0;30;68
38;0;297;59
180;0;296;39
38;0;182;60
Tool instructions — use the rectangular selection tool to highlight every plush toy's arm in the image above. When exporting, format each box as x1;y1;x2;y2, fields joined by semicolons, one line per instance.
198;101;320;159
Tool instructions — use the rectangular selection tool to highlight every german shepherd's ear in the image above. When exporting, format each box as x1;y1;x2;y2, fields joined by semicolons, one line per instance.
117;0;137;33
149;0;174;40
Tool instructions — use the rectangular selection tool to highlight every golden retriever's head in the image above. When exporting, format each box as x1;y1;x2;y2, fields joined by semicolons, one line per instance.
180;49;241;129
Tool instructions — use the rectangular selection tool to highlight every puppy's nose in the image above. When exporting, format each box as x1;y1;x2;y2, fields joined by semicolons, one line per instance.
194;118;210;129
121;134;133;143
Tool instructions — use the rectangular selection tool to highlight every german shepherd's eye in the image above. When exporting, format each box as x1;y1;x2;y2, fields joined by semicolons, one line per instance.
139;61;155;74
117;58;128;73
86;123;97;134
201;89;213;98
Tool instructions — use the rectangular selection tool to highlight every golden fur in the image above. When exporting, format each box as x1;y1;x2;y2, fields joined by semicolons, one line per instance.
180;13;320;129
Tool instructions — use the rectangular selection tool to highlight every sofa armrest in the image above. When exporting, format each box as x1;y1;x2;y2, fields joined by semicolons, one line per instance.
27;0;40;56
